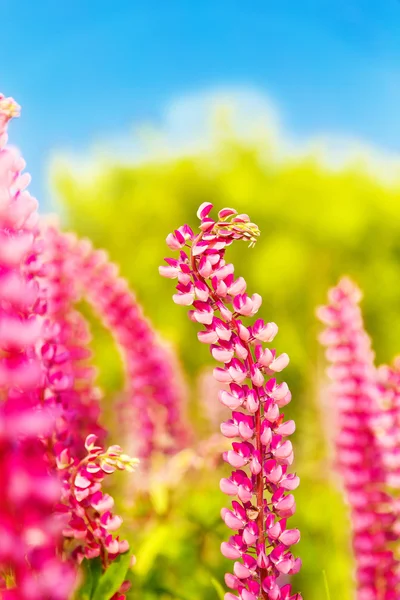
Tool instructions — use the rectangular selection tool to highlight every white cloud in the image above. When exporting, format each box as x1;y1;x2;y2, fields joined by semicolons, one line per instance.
162;86;281;147
51;85;400;187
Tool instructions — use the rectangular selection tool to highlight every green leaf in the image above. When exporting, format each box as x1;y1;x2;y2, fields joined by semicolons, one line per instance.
91;553;131;600
74;558;102;600
210;577;225;600
322;570;331;600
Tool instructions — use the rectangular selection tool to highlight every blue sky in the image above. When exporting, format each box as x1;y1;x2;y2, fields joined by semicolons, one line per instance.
2;0;400;208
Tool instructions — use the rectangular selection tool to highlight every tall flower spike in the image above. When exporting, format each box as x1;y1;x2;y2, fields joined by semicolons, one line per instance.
40;224;105;459
63;233;191;460
0;96;75;598
376;358;400;490
317;277;399;600
160;203;302;600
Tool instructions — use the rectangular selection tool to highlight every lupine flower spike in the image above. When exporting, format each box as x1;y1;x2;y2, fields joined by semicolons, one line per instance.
160;203;302;600
0;96;76;598
376;358;400;490
67;234;191;459
40;224;105;459
317;277;399;600
58;435;138;569
0;93;140;599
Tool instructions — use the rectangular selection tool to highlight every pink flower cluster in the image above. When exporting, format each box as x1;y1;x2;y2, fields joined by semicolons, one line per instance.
317;278;400;600
65;234;191;459
161;203;301;600
58;434;138;577
37;227;138;600
41;225;105;459
0;92;190;597
375;359;400;491
0;95;77;599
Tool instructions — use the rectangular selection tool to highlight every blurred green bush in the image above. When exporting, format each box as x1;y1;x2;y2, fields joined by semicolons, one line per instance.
52;122;400;600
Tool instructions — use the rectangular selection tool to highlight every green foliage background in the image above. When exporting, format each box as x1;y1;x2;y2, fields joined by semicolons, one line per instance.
52;120;400;600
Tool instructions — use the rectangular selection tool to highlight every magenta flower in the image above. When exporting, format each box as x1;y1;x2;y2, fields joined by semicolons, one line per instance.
0;93;140;599
376;360;400;490
55;434;138;600
0;96;76;598
65;234;191;459
161;204;301;600
58;434;138;563
40;224;106;459
317;277;399;599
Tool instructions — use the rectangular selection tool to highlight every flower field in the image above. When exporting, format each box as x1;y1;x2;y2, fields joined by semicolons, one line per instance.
1;92;400;600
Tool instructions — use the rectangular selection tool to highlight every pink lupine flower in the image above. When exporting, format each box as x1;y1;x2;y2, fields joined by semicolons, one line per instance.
317;277;399;599
62;234;191;460
0;96;75;598
161;203;301;600
375;359;400;489
41;225;135;592
57;435;137;599
40;224;106;459
0;92;146;599
59;435;138;566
